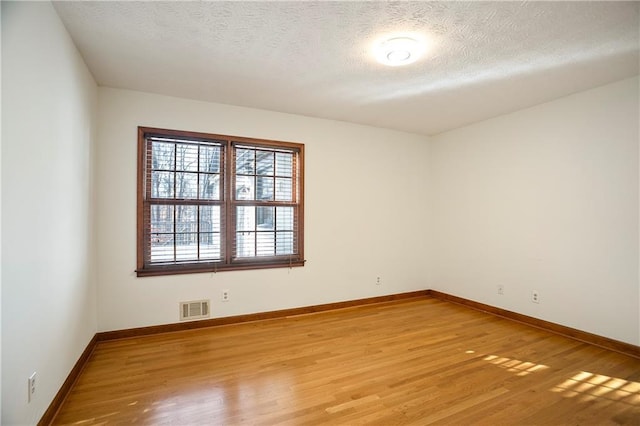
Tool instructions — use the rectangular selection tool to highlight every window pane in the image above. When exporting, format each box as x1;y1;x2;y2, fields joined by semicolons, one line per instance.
275;177;292;201
176;144;198;172
199;233;220;259
257;206;274;230
199;173;220;200
176;205;197;233
151;171;174;198
276;207;293;231
199;145;220;173
236;148;254;175
276;231;294;255
150;233;174;262
257;232;275;256
275;152;292;177
175;173;197;199
176;233;198;260
236;176;255;200
256;176;274;200
152;141;175;170
200;205;220;233
236;206;255;231
151;205;174;233
256;151;274;175
236;232;255;257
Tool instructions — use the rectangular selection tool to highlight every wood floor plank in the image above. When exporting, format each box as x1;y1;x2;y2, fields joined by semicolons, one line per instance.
52;298;640;425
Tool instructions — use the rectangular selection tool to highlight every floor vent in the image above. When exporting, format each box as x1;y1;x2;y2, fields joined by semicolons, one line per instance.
180;300;210;321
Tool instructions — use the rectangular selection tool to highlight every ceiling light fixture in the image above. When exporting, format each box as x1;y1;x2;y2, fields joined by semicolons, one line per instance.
374;36;425;67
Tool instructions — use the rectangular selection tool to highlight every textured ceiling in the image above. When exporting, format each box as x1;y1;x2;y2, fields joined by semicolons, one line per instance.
53;1;639;136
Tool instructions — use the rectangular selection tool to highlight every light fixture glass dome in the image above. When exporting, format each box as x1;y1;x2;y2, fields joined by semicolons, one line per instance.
374;36;425;67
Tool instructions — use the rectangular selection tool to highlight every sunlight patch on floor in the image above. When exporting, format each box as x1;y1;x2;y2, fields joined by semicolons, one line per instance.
482;354;549;377
73;411;119;425
551;371;640;405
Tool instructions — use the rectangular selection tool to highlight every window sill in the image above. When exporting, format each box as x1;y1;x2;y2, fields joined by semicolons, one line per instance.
136;259;306;277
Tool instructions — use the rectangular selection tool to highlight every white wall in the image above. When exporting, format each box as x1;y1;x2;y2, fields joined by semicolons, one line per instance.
0;3;3;420
430;77;640;345
96;88;430;332
1;2;98;424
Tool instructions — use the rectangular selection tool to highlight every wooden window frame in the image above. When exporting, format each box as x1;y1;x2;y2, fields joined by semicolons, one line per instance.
136;127;305;277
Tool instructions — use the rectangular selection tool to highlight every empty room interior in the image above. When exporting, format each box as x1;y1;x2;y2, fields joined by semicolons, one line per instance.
2;1;640;425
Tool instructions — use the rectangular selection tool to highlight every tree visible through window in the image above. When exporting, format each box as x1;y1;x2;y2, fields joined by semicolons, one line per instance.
137;127;304;276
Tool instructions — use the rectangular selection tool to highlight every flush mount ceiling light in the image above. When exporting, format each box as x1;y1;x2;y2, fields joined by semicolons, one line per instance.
374;36;426;67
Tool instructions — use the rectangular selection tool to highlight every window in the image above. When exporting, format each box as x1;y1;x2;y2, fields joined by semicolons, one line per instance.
137;127;304;276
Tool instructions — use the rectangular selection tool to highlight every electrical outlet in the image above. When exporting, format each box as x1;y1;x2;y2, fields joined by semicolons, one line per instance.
222;289;230;302
28;372;36;402
497;285;504;295
532;290;540;304
376;276;382;285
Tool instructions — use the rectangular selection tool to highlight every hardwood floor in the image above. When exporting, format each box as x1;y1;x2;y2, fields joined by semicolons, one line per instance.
52;297;640;425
